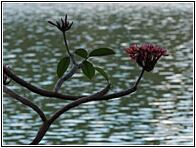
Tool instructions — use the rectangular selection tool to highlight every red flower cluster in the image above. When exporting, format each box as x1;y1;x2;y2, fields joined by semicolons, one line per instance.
126;44;169;71
3;64;11;85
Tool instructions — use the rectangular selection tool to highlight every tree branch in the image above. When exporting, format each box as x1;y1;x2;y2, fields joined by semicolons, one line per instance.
53;62;84;92
3;66;83;100
93;68;145;101
3;66;145;101
3;85;47;122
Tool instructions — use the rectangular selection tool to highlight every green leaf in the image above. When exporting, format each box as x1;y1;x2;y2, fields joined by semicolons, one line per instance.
57;57;70;78
82;61;95;80
95;67;109;82
89;48;115;57
74;48;88;59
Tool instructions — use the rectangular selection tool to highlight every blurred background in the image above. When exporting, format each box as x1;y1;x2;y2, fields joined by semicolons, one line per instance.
3;2;193;145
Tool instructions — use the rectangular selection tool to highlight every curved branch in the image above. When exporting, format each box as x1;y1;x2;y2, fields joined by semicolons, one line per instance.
53;65;78;92
94;86;137;101
3;85;47;122
3;66;83;100
53;62;84;92
93;68;145;101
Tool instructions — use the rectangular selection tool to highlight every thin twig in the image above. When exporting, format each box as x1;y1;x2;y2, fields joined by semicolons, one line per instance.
62;32;76;65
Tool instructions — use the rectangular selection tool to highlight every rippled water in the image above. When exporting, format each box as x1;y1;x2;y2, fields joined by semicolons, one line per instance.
3;3;193;145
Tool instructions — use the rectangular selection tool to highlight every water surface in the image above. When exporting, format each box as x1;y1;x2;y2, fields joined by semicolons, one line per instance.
3;2;193;145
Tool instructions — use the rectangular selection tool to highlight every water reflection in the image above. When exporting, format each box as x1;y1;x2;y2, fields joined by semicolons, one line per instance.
3;2;193;145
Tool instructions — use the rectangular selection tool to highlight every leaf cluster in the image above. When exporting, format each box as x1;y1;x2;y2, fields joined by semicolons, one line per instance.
57;48;115;82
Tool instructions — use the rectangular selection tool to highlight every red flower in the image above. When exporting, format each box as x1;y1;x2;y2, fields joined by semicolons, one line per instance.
126;44;169;72
3;64;11;85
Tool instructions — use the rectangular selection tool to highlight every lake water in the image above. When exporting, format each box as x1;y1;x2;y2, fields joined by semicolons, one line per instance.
3;2;193;145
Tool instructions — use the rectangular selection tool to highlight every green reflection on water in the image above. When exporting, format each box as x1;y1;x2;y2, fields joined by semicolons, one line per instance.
3;3;193;145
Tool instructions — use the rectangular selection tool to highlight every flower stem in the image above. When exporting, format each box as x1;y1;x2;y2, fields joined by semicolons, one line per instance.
134;67;145;87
